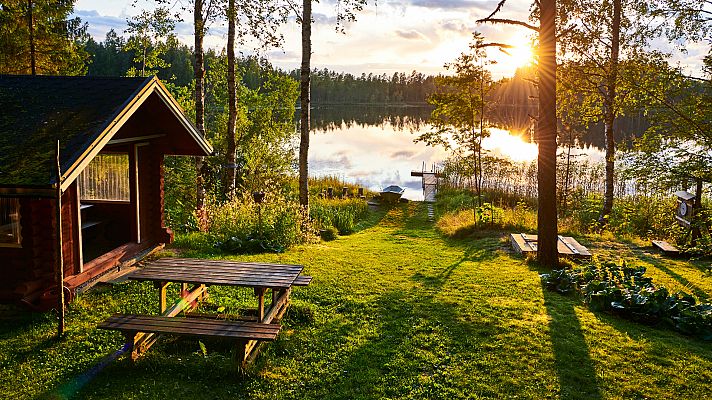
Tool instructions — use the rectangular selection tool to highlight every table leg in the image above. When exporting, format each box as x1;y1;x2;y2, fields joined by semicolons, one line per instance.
158;282;169;314
181;282;188;298
233;339;248;374
256;288;265;322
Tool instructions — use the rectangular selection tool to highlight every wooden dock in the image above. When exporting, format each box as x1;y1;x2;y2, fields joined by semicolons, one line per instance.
411;169;444;204
510;233;592;260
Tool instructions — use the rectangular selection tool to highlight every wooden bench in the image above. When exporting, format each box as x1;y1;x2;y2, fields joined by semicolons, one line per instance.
99;314;281;369
292;275;312;286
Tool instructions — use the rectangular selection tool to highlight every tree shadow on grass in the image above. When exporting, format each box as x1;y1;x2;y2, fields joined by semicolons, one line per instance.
310;289;502;399
541;288;603;400
411;243;499;288
529;261;602;400
635;253;710;301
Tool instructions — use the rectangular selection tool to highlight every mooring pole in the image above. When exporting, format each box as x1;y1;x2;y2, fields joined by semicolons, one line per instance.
55;140;65;337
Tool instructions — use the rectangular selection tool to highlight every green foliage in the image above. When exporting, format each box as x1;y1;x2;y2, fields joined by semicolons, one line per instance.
310;197;369;235
541;258;712;339
124;7;176;77
173;192;372;254
435;189;537;238
174;192;312;254
319;226;339;241
0;0;89;75
566;192;686;240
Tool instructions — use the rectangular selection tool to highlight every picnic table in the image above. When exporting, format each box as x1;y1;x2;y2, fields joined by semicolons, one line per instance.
98;257;311;370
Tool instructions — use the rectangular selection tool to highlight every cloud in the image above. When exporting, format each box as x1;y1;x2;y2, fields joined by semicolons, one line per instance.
406;0;496;11
310;153;353;170
74;9;127;39
391;150;416;159
395;29;428;41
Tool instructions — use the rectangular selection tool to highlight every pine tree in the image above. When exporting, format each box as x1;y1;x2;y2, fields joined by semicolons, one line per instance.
0;0;88;75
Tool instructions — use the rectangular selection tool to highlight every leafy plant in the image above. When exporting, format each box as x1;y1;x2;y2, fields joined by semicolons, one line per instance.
541;258;712;340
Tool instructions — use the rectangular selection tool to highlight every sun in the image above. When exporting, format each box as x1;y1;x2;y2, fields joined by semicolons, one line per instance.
505;43;535;69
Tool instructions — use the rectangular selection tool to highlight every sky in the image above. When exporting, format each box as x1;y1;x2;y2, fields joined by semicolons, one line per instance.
73;0;710;79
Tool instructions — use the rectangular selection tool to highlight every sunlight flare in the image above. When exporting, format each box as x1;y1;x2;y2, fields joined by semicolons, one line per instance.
482;128;538;162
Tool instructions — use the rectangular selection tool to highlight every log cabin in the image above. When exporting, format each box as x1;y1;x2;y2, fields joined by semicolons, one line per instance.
0;75;212;310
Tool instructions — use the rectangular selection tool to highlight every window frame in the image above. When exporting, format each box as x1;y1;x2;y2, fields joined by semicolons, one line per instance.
0;198;22;248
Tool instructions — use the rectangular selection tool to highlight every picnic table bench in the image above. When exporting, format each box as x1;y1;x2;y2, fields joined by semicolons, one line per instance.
98;257;311;371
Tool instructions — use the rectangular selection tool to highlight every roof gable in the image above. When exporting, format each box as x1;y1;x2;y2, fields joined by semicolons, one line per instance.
0;75;212;192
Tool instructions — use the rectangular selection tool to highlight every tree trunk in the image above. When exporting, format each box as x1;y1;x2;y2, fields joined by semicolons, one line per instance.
598;0;621;225
226;0;237;195
536;0;559;268
298;0;312;208
194;0;206;214
27;0;35;75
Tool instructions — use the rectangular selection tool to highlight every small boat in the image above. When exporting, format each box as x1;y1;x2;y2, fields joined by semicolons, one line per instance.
380;185;405;203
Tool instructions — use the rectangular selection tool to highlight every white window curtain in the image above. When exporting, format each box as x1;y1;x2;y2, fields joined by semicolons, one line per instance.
78;153;130;201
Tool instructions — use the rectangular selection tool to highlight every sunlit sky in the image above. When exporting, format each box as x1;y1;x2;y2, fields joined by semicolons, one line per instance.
74;0;710;79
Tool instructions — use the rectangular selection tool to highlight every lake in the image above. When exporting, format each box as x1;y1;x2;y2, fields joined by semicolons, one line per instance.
307;106;610;201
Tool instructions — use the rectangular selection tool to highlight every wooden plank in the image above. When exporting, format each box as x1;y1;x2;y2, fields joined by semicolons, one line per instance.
99;315;280;340
652;240;680;255
510;233;592;259
292;275;312;286
128;271;298;288
159;282;168;314
561;236;592;258
152;257;304;270
101;315;280;334
130;264;302;279
510;233;534;254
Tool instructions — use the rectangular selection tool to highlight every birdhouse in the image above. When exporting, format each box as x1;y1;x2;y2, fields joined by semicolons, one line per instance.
674;190;695;227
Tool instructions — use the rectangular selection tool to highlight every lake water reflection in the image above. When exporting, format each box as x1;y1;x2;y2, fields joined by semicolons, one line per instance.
307;106;608;201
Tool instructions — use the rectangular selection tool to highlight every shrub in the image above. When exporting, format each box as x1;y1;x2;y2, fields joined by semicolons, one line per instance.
541;258;712;339
320;226;339;241
175;193;314;254
310;197;369;235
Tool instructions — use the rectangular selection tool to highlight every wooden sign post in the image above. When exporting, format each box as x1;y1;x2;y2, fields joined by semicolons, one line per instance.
55;140;65;337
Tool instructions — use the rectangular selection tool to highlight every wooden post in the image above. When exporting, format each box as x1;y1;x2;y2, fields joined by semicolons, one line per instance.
692;177;703;245
55;140;65;337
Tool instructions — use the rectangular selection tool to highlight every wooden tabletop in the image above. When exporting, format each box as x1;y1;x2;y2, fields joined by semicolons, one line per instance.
127;257;304;289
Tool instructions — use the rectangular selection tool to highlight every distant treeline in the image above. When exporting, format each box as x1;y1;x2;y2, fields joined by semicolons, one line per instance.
289;69;437;105
82;29;551;112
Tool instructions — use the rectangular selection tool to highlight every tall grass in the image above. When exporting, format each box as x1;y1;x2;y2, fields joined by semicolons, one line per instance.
434;187;691;242
174;188;372;253
174;193;313;254
310;197;370;234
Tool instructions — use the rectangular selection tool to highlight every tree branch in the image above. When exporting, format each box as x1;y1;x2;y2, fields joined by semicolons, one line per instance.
483;0;508;20
477;18;539;32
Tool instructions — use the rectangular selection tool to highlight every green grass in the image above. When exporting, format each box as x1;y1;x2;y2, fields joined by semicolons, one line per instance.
1;203;711;399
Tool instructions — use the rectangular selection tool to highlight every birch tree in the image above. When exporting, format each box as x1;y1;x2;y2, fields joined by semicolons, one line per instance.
282;0;368;210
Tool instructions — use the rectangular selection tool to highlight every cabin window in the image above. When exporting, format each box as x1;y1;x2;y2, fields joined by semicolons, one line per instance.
78;153;130;202
0;198;21;246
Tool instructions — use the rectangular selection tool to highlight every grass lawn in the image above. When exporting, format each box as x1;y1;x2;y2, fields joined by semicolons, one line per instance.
1;203;711;399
